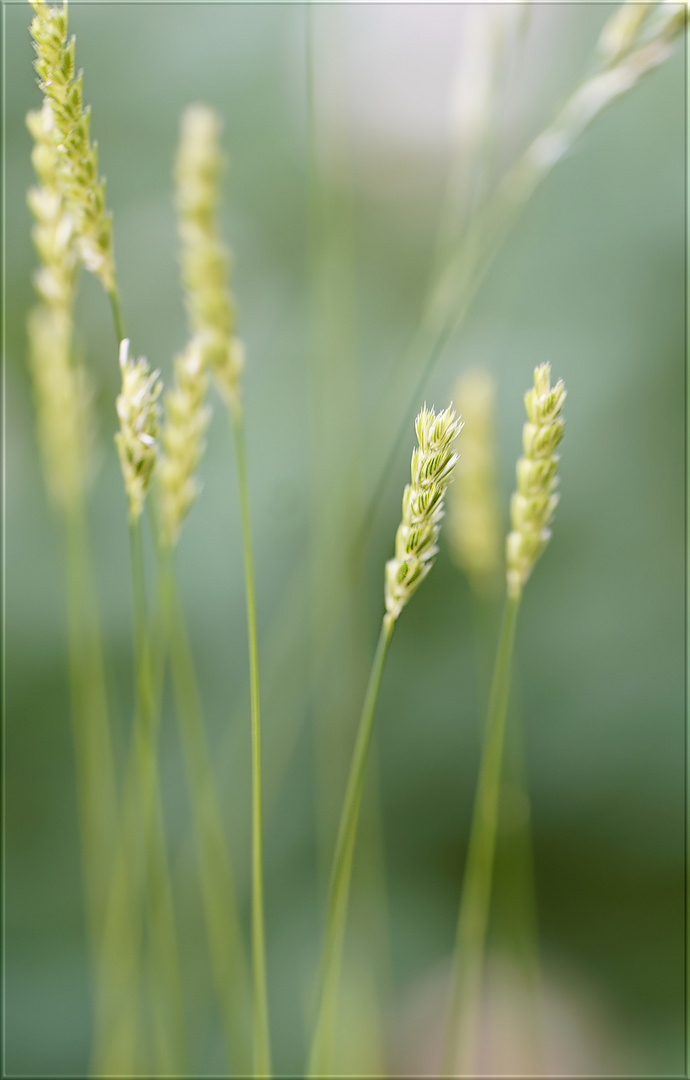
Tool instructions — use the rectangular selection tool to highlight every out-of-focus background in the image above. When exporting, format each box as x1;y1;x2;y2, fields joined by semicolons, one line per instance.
5;2;684;1076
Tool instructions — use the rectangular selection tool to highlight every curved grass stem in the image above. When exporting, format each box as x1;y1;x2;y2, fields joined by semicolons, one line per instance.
442;591;521;1076
229;401;272;1077
308;613;395;1078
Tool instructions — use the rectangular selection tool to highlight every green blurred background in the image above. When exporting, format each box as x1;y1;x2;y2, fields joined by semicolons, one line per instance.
5;2;684;1075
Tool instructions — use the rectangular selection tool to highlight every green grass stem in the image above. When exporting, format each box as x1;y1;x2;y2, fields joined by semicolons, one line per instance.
307;613;395;1078
90;752;145;1076
188;12;650;852
129;520;188;1075
229;401;272;1078
470;589;543;1073
108;285;126;347
63;503;118;952
442;591;521;1076
158;556;252;1075
61;502;139;1077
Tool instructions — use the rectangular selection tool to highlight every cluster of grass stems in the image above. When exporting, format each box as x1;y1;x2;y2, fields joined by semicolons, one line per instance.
23;1;683;1075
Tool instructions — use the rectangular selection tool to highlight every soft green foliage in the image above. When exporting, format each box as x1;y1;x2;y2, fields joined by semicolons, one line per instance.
506;363;566;598
385;404;463;620
115;339;162;523
9;2;685;1076
601;0;686;63
159;337;211;550
29;0;115;292
597;0;655;66
176;104;244;406
504;1;685;202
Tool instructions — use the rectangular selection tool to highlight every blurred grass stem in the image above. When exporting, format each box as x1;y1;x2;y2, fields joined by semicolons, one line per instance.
204;8;683;851
158;553;252;1075
108;284;125;350
308;613;395;1077
442;591;520;1075
62;502;127;1068
229;400;272;1077
129;520;188;1074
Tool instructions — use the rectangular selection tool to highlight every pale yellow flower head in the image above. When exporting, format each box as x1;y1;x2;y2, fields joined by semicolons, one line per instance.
26;101;78;311
506;363;566;597
115;339;161;522
158;337;211;550
29;0;115;291
176;103;244;406
26;94;93;510
385;404;463;621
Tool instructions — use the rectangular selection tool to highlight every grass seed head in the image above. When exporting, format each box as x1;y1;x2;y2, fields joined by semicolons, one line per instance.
176;103;244;406
115;339;162;522
26;94;93;509
385;404;463;621
158;337;211;550
506;363;565;598
29;0;115;291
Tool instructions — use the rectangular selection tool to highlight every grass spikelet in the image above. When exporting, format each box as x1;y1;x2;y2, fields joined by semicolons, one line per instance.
176;103;244;405
158;337;211;550
29;0;116;292
309;403;461;1076
448;370;501;595
115;339;162;523
384;403;463;621
443;364;567;1075
506;363;566;598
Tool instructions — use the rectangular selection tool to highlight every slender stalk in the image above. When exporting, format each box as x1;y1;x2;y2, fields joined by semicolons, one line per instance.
308;613;396;1078
108;284;126;348
158;555;253;1075
184;9;679;849
442;591;521;1076
471;590;543;1072
496;695;543;1072
129;520;188;1075
229;401;272;1077
90;740;144;1077
63;501;117;955
61;501;137;1077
